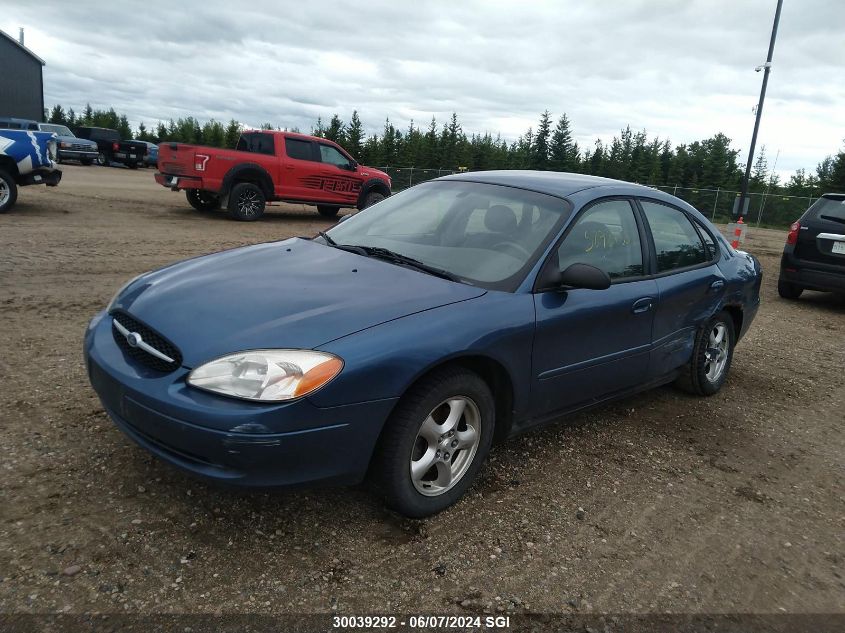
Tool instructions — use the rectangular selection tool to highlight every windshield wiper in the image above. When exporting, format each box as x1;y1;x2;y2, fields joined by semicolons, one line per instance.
316;231;367;255
317;230;336;245
345;245;461;282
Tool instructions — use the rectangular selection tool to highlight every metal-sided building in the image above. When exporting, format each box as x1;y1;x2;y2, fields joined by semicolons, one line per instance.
0;29;45;122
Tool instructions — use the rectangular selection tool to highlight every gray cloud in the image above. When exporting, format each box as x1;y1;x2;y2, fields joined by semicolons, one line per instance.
3;0;844;176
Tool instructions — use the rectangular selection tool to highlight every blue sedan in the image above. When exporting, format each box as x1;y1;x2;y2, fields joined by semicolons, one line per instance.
84;171;761;517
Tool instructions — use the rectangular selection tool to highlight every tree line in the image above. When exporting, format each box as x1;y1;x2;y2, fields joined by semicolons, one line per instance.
46;103;845;200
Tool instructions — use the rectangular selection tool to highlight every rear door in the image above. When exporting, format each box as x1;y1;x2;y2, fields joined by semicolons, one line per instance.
637;199;725;379
795;195;845;271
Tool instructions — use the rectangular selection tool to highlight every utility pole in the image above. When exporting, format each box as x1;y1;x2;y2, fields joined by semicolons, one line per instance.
737;0;784;218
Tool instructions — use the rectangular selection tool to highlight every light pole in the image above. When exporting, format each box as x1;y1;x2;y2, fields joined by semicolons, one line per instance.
737;0;784;218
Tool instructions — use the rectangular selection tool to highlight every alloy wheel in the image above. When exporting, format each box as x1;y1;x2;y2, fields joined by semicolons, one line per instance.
237;190;261;217
409;396;481;496
704;322;729;382
0;180;8;207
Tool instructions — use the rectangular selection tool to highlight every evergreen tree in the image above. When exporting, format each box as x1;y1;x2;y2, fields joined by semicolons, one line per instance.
346;111;364;158
48;104;65;124
531;110;552;170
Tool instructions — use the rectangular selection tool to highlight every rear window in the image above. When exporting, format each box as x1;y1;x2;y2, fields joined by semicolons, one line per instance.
807;196;845;224
236;133;275;156
77;128;119;142
285;138;314;161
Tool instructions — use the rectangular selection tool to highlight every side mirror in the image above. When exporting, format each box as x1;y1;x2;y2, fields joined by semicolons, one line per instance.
539;263;611;291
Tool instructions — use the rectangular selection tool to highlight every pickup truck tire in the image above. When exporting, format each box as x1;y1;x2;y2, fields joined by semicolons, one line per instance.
228;182;265;221
97;153;108;166
363;191;386;208
0;169;18;213
186;189;222;213
317;205;340;218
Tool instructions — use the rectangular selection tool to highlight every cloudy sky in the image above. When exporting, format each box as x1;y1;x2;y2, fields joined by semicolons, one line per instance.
3;0;844;177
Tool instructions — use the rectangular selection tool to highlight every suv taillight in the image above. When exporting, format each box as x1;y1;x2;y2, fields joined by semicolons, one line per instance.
194;154;210;171
786;221;800;245
112;142;119;151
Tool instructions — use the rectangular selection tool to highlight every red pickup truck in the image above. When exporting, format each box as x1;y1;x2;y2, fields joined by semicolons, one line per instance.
154;131;391;221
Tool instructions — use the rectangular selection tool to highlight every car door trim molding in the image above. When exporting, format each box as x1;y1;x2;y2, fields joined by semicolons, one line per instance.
537;342;652;380
817;232;845;241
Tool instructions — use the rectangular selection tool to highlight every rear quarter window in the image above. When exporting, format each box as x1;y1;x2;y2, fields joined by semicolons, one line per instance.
236;133;275;156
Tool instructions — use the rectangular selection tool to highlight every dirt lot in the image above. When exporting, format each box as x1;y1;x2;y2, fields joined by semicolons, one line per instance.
1;165;843;617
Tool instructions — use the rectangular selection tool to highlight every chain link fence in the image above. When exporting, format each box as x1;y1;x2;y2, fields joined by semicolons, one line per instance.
376;168;814;229
644;185;816;228
375;167;457;192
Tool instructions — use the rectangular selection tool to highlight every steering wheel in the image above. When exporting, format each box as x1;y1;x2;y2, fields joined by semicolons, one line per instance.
492;240;531;259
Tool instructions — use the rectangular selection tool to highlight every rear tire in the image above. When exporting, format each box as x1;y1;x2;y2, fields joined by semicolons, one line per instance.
777;278;803;300
317;205;340;218
186;189;221;212
370;367;494;518
675;311;735;396
227;182;265;221
362;190;386;209
0;169;18;213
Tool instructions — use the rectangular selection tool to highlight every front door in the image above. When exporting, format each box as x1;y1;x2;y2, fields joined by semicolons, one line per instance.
532;198;657;416
315;143;362;206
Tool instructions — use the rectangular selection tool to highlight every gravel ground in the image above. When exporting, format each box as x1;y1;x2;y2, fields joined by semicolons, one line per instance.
1;165;843;616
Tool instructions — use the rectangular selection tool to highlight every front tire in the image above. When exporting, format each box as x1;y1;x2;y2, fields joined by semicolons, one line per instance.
676;311;735;396
227;182;265;221
96;152;108;166
371;367;494;518
0;169;18;213
362;190;386;209
317;205;340;218
777;278;803;300
186;189;221;212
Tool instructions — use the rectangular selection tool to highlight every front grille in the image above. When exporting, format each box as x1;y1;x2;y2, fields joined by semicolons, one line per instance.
70;143;95;152
111;311;183;372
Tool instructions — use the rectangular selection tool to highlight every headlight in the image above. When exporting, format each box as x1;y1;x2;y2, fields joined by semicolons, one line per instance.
47;140;57;160
107;272;148;311
187;350;343;402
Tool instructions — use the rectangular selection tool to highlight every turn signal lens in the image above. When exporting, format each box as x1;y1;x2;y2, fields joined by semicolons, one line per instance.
294;357;344;397
786;221;800;245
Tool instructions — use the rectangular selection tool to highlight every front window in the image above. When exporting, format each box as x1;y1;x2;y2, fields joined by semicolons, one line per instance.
325;181;570;291
319;144;352;169
40;124;74;136
556;199;644;280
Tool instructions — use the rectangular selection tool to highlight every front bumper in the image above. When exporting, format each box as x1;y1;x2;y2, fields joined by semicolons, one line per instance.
155;172;202;190
58;149;98;161
20;168;62;187
780;253;845;293
84;311;396;487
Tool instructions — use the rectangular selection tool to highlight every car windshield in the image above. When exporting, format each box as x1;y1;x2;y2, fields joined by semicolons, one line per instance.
40;124;74;136
325;180;570;291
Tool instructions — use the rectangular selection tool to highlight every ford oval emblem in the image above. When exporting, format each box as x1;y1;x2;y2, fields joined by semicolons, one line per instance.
126;332;143;348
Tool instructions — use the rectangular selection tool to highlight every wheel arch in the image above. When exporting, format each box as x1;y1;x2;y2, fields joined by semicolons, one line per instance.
720;303;744;341
221;163;274;199
0;156;20;179
384;354;515;446
356;178;391;209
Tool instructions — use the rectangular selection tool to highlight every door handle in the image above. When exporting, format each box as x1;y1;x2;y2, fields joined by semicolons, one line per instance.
284;164;295;170
631;297;654;314
709;279;725;292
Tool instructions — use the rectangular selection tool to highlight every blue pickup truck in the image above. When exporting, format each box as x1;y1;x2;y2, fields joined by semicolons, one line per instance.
0;129;62;213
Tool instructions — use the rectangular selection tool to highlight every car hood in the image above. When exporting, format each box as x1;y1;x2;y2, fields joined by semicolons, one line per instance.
58;135;96;147
112;238;486;367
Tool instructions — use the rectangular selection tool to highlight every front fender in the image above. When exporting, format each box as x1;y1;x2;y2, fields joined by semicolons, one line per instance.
310;291;535;415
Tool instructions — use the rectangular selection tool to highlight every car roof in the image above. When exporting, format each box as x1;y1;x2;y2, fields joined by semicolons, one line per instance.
437;170;656;198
